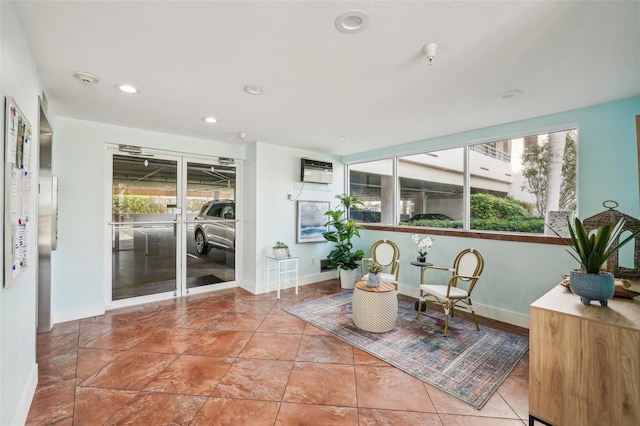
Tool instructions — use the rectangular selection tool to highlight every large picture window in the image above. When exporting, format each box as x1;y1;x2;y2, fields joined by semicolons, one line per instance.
348;129;577;234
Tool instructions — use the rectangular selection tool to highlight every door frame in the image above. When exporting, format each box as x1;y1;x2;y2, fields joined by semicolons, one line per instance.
104;144;242;310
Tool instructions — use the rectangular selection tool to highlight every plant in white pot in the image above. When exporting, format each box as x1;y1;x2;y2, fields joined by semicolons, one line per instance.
272;241;289;258
552;217;640;306
366;261;384;287
323;193;365;289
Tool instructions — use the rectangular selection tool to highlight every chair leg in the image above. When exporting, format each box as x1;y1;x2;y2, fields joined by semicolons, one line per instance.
442;303;450;337
416;296;422;319
443;312;449;337
469;299;480;331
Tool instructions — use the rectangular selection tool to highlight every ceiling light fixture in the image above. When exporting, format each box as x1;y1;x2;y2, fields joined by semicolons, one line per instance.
203;116;218;124
335;10;369;34
498;90;524;100
116;84;140;94
423;42;438;65
73;71;99;84
243;85;263;95
338;137;350;142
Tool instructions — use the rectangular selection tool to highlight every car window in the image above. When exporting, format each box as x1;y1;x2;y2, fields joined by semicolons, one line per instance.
221;204;234;219
205;202;235;219
207;204;223;217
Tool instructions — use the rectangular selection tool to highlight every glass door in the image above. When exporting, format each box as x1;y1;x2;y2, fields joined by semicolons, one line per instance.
110;151;238;304
183;160;236;293
111;154;179;301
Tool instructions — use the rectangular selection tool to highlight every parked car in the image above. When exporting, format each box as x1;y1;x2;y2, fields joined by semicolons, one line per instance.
408;213;454;221
349;209;381;223
194;200;235;254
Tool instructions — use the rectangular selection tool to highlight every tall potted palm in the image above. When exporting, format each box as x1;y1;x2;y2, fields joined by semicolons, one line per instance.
323;192;365;289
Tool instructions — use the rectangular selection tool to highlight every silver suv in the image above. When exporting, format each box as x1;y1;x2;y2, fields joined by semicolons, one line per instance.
194;200;235;254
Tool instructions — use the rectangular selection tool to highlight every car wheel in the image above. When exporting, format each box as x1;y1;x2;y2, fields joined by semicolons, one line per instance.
195;230;209;255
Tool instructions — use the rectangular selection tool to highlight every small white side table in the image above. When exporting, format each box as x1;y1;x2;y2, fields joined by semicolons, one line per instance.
265;255;298;298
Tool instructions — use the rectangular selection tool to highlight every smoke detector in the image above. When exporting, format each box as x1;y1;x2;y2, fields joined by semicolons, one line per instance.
73;71;99;84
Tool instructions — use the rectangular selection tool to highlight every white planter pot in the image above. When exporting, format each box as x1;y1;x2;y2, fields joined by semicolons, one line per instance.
272;248;288;258
339;268;357;289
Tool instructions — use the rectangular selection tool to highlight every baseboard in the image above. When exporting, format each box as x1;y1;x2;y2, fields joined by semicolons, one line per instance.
12;362;38;426
397;284;530;329
246;270;338;295
52;303;105;326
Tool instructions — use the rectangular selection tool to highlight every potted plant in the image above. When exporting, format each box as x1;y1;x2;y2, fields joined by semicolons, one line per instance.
366;261;384;287
323;192;365;289
411;234;433;263
551;217;640;306
272;241;289;258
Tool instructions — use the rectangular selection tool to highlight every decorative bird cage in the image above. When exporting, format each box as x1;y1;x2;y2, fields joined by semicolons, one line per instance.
582;200;640;279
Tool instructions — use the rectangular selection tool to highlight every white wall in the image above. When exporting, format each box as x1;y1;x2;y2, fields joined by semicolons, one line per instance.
51;117;246;322
0;3;41;424
249;142;343;294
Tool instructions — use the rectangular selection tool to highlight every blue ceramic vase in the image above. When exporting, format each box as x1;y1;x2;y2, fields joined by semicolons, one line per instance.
569;269;615;306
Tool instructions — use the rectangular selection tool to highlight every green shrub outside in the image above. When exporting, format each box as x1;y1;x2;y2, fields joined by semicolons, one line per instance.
469;217;544;233
398;217;544;233
470;193;529;219
399;193;544;233
113;195;167;214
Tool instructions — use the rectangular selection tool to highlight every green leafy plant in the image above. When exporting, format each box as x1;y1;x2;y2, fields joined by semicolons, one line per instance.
272;241;288;249
323;193;365;271
367;261;384;274
551;217;640;274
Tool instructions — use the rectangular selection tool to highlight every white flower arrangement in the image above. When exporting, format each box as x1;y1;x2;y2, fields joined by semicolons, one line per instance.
411;234;433;257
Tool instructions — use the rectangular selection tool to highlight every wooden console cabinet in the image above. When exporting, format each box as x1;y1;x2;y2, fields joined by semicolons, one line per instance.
529;285;640;425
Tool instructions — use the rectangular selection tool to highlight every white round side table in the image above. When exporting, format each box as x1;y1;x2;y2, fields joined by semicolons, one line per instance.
352;281;398;333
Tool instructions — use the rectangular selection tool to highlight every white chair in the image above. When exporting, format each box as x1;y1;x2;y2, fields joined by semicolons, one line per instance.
416;248;485;337
360;239;400;290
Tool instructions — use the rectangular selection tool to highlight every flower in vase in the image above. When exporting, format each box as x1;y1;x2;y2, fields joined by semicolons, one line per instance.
411;234;433;257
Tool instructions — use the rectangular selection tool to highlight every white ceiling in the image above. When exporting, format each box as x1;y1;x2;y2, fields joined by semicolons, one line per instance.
14;1;640;156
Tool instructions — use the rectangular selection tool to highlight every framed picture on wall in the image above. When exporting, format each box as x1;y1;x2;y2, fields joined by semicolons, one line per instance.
297;200;330;243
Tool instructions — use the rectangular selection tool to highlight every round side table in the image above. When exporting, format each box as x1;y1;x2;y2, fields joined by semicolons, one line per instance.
410;261;433;311
352;281;398;333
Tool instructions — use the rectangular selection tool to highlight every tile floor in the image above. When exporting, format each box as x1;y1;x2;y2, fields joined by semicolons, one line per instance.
27;279;530;425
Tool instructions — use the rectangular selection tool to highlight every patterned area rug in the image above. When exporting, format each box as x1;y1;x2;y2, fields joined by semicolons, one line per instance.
284;291;529;409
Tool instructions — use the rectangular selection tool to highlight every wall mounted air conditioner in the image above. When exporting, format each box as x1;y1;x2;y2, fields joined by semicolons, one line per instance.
300;158;333;184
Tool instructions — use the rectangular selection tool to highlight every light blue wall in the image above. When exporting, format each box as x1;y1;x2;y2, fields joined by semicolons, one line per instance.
0;3;42;424
344;97;640;318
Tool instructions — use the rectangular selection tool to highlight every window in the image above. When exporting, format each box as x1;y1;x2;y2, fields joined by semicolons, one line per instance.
348;158;394;224
348;129;577;234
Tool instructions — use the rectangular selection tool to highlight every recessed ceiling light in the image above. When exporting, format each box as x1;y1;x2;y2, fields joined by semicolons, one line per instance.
335;10;369;34
73;71;99;84
116;84;140;94
243;85;263;95
203;116;218;124
498;90;524;100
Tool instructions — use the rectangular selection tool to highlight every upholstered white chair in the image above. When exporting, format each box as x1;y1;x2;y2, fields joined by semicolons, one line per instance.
360;239;400;290
416;248;485;337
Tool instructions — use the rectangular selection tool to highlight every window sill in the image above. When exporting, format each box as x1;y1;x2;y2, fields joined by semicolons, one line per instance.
361;224;570;246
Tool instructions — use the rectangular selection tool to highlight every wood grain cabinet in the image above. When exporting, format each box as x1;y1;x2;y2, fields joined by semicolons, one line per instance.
529;285;640;426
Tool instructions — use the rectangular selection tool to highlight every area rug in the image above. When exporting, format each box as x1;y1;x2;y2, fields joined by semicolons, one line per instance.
284;291;529;409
